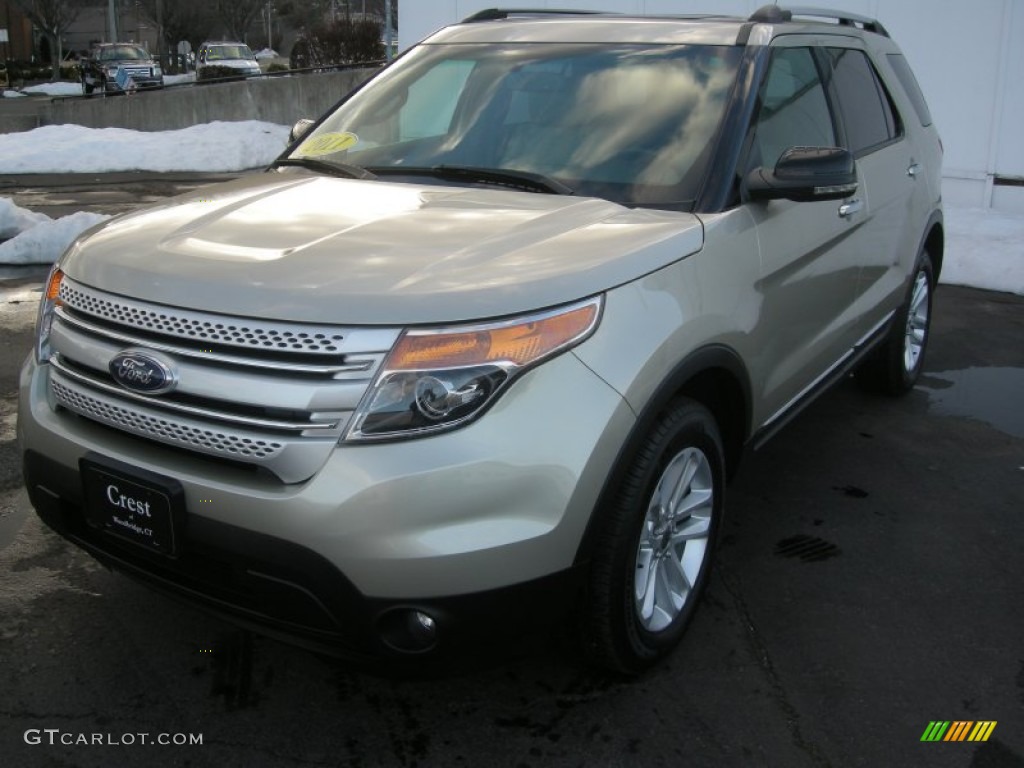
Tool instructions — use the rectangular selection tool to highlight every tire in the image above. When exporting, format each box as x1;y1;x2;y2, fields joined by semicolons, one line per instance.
585;398;724;674
856;251;934;395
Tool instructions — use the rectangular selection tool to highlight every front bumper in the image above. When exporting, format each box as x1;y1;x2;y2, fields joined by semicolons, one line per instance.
19;350;633;658
102;74;163;91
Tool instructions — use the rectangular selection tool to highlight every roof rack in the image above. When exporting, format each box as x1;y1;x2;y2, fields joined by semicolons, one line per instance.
462;8;606;23
748;4;890;37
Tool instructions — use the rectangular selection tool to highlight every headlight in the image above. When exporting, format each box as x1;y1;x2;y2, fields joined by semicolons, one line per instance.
105;65;118;75
153;65;163;76
35;264;64;364
346;297;602;441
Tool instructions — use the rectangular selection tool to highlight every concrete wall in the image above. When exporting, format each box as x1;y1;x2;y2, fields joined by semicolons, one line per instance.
44;68;380;133
401;1;1024;212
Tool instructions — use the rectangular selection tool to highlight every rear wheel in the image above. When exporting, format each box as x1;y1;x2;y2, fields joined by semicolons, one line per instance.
857;251;934;394
585;398;724;673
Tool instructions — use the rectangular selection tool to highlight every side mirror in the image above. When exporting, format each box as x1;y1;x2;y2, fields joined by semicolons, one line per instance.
746;147;857;203
289;118;316;144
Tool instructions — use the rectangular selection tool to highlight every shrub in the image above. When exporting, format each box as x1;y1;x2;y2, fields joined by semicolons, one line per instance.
197;65;244;82
293;19;385;67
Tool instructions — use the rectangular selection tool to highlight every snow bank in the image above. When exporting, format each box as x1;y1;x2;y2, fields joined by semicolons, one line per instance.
20;82;83;97
0;210;109;264
0;198;50;239
0;198;109;265
942;207;1024;296
0;121;290;174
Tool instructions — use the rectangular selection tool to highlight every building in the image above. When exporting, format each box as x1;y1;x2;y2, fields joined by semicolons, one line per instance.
1;0;34;62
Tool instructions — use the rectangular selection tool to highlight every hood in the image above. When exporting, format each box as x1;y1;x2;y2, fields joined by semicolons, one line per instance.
207;59;259;70
104;58;156;66
62;172;704;325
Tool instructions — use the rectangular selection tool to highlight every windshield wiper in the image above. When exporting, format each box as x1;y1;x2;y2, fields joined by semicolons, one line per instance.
366;165;573;195
272;157;377;181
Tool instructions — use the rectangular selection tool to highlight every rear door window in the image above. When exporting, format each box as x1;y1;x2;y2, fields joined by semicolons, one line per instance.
827;48;900;155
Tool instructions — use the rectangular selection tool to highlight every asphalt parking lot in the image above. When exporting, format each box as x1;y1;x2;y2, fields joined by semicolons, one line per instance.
1;178;1022;767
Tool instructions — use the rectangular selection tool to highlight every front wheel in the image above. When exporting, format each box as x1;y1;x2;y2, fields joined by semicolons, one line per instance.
857;251;934;394
584;398;724;673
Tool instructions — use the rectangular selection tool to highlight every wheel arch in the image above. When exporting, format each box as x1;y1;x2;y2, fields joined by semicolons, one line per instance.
922;210;944;280
574;344;751;565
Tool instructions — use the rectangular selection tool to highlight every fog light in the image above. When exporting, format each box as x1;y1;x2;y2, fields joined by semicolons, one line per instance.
378;608;439;654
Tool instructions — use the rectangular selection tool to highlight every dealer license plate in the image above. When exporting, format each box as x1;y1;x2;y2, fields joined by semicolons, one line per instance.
81;458;183;556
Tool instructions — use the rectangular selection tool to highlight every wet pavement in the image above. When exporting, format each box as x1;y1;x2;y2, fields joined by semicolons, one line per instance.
0;178;1022;767
920;367;1024;439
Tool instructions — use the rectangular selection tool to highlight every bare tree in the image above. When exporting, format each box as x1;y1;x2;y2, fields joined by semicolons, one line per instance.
11;0;90;78
215;0;266;42
139;0;214;69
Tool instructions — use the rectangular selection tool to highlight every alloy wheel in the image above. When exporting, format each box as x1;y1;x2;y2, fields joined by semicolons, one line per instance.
633;446;714;632
904;270;930;373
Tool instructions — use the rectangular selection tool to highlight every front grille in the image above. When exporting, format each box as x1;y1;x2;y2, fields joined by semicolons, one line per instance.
49;277;400;482
59;281;349;355
52;377;285;460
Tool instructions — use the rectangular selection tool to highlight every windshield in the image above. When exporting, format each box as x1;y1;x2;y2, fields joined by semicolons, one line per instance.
288;43;742;208
98;45;150;61
206;45;255;61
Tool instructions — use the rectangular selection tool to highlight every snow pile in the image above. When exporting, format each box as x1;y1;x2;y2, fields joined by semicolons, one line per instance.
0;199;109;265
254;49;280;60
0;121;290;174
3;90;27;99
164;73;195;85
942;207;1024;295
20;82;83;97
0;197;50;239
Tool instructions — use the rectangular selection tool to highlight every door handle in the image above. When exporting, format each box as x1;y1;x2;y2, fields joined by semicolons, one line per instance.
838;199;863;218
907;163;921;178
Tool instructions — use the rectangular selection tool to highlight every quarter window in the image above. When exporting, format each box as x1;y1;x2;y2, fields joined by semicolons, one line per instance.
886;53;932;127
827;48;900;154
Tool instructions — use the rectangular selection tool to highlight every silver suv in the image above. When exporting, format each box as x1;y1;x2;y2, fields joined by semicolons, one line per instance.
20;6;942;672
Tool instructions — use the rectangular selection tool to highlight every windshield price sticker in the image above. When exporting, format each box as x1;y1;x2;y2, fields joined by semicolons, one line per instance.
297;132;359;157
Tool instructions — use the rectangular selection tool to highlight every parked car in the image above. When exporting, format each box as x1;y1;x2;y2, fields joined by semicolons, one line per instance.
22;5;942;672
80;43;164;94
196;41;262;81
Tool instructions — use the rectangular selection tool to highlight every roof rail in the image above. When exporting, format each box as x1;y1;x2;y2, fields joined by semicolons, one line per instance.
749;5;890;37
462;8;606;23
789;6;889;36
749;5;792;23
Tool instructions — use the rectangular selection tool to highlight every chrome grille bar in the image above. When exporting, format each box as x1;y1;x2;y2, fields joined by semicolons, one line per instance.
50;356;338;432
54;306;376;376
57;277;392;357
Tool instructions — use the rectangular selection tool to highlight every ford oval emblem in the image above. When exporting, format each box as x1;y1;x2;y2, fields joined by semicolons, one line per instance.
109;350;178;395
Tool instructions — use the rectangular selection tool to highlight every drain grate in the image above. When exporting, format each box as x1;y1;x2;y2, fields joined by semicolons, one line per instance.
774;535;841;562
